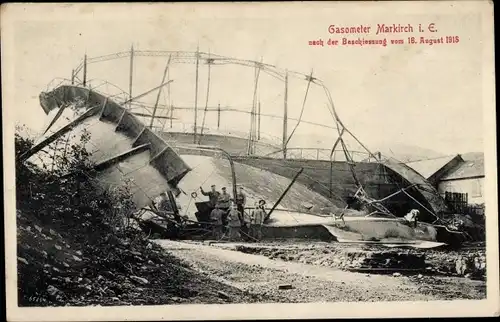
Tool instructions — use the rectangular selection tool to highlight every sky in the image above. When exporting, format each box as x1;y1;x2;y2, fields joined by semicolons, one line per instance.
8;2;487;156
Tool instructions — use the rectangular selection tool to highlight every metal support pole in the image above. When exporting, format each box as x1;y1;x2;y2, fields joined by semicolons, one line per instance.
248;60;261;155
129;45;134;109
193;47;200;143
170;104;174;128
150;55;172;129
217;103;221;129
283;70;288;159
264;168;304;222
199;52;212;144
83;54;87;87
258;101;261;140
329;160;333;198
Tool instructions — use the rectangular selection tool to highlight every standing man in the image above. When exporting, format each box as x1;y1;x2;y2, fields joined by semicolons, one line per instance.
200;185;221;209
227;202;242;241
250;199;266;241
209;204;224;240
218;187;231;226
235;186;247;221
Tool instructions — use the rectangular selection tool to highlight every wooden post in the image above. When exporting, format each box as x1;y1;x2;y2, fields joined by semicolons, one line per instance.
129;45;134;109
193;47;200;143
71;69;75;85
283;71;288;159
83;54;87;87
316;149;320;160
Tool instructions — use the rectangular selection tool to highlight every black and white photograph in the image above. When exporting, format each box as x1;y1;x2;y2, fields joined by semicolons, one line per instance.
2;2;498;320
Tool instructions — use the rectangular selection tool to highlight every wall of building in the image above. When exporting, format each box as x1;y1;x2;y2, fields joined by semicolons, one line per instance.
438;177;485;204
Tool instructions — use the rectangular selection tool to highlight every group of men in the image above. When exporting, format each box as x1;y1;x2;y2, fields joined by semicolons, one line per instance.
200;184;266;241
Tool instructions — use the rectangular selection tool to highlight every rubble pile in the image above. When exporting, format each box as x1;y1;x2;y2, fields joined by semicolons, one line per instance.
425;247;486;280
234;243;486;278
234;245;426;271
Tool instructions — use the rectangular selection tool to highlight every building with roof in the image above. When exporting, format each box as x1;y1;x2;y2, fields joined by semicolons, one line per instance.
437;154;485;205
406;153;485;206
406;155;464;186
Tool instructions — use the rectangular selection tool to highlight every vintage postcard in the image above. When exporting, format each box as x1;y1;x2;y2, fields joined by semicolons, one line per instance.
2;1;498;320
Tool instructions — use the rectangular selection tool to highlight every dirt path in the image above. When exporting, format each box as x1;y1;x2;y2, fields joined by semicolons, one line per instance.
154;240;486;303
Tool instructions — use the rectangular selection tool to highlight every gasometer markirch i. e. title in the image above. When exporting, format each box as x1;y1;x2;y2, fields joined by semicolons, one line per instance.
308;23;460;47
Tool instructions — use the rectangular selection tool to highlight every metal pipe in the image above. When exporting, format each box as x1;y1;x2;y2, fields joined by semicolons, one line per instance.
264;167;304;222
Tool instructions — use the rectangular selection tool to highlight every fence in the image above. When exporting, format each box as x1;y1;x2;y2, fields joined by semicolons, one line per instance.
444;191;485;216
444;191;468;213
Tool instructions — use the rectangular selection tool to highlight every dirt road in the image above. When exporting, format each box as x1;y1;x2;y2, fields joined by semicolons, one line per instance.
155;240;486;303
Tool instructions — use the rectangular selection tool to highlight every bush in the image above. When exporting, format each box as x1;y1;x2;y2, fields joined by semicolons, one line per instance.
15;124;137;239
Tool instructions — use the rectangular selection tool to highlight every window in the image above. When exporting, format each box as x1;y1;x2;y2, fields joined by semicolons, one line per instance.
471;179;482;197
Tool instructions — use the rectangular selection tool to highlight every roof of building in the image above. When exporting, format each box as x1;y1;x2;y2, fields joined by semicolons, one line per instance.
406;155;461;179
441;153;485;180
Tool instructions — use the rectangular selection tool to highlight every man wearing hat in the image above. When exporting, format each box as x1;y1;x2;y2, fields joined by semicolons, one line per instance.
218;187;232;226
200;185;221;209
250;199;266;241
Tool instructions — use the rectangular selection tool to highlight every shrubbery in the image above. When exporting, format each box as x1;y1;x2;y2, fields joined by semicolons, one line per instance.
15;124;137;238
